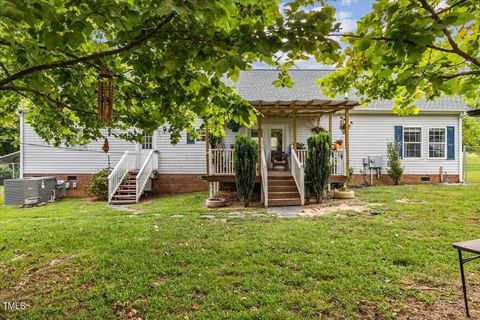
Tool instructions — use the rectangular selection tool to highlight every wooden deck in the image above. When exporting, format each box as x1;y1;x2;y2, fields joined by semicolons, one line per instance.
205;172;347;184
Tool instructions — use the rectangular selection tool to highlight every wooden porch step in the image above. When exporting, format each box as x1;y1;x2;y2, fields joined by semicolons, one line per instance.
268;175;294;180
110;199;137;205
269;179;296;187
268;185;298;193
118;185;136;189
116;189;137;194
112;194;136;199
122;179;137;184
269;198;301;206
268;191;300;199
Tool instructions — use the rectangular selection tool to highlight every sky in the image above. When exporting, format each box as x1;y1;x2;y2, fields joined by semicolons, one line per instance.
253;0;375;69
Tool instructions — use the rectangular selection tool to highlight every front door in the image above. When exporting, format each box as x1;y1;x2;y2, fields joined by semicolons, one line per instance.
136;131;156;168
265;125;288;169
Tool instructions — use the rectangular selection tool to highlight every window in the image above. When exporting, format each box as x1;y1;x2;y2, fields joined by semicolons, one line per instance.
196;129;206;142
250;129;259;142
186;128;206;144
142;132;153;149
429;128;446;158
403;127;422;158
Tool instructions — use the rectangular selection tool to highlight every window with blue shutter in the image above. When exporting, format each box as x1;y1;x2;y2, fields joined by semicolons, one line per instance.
186;132;195;144
394;126;403;158
447;126;455;160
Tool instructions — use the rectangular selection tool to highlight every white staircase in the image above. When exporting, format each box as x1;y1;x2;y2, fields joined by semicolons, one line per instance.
108;150;158;204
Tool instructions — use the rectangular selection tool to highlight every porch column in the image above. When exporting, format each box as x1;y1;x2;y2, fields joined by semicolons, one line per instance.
345;108;350;177
328;113;333;137
205;127;210;176
292;111;297;151
257;115;263;175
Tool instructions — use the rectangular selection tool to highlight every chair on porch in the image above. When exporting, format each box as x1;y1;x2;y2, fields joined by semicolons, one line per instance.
271;151;288;170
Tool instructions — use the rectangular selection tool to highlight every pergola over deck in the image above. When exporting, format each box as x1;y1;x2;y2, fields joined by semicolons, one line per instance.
251;98;360;176
205;97;360;183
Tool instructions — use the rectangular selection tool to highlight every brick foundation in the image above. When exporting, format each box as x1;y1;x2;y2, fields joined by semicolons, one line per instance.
151;174;208;194
348;174;460;186
24;173;92;198
23;172;461;199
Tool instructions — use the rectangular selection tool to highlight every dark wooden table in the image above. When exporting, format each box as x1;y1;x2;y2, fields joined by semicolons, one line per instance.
453;239;480;317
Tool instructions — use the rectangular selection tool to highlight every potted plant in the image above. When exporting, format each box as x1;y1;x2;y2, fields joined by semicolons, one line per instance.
333;139;344;151
205;182;226;208
334;167;355;199
311;126;326;134
296;142;306;150
227;120;241;132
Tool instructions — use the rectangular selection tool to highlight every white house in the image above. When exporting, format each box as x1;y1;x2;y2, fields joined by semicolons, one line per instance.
19;70;467;206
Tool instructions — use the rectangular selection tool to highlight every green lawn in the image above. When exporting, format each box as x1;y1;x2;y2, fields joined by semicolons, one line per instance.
466;153;480;183
1;185;480;319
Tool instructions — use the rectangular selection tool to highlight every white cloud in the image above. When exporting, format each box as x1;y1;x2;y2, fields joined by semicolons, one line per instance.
335;11;357;32
341;0;358;6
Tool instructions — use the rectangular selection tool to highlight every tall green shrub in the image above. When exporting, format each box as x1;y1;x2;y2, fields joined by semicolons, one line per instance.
234;135;258;207
305;133;332;203
387;140;404;185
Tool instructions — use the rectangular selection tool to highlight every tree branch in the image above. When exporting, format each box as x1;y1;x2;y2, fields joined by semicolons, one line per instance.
435;0;467;15
329;33;457;53
0;61;10;76
0;85;96;115
439;70;480;79
418;0;480;67
0;12;175;86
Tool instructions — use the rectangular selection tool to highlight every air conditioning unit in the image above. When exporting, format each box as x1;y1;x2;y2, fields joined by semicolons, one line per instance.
4;177;66;206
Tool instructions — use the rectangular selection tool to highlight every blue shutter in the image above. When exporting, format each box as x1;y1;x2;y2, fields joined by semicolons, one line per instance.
186;133;195;144
447;126;455;160
394;126;403;158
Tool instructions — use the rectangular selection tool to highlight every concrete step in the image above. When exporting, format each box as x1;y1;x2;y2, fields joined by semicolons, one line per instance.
268;185;298;193
269;198;301;206
268;191;300;199
269;179;296;187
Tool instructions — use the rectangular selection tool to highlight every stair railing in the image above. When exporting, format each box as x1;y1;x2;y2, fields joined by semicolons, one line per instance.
135;150;159;202
108;151;135;203
291;149;305;205
261;145;269;207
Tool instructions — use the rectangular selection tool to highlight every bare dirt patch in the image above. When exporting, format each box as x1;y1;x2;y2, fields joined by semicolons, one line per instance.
299;200;383;217
0;255;79;302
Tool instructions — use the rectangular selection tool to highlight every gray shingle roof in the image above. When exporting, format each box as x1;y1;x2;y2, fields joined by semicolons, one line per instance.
223;69;468;112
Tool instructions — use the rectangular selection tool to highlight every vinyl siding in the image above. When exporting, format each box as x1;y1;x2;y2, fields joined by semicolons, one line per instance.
23;123;136;174
23;113;462;176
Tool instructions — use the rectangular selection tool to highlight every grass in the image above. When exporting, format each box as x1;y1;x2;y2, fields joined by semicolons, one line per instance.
466;152;480;183
1;185;480;319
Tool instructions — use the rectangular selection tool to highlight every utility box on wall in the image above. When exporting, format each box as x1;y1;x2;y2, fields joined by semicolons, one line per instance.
367;156;383;169
4;177;65;206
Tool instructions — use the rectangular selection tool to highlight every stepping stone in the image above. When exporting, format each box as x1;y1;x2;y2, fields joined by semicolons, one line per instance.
171;214;184;218
227;215;245;220
200;215;216;219
278;215;298;219
252;213;266;218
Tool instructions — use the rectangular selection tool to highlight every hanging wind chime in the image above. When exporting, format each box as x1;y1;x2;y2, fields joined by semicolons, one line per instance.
97;70;114;122
97;70;114;167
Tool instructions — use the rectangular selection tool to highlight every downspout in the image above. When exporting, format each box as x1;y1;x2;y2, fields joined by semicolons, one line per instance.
459;112;464;183
18;107;25;178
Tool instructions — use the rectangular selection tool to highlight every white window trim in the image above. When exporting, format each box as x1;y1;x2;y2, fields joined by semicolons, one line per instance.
403;126;423;159
427;127;447;160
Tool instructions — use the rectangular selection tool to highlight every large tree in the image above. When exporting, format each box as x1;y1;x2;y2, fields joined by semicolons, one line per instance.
0;0;341;145
320;0;479;114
